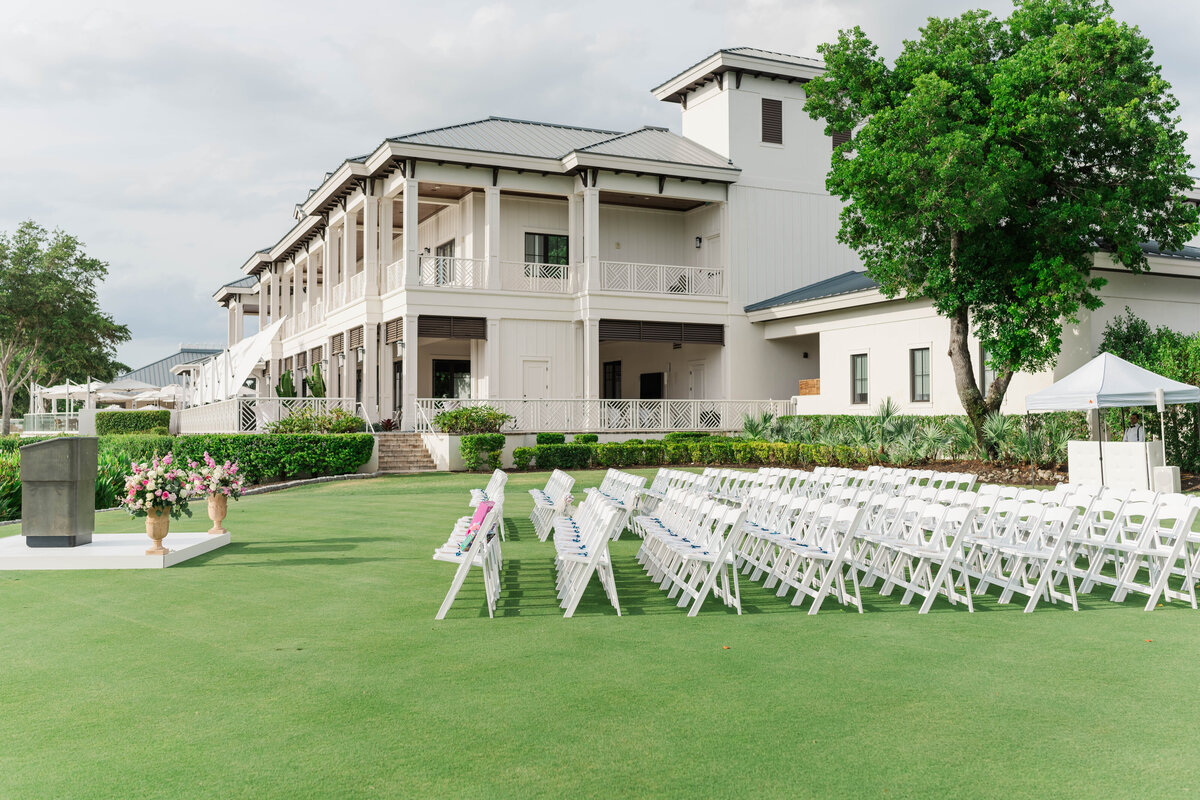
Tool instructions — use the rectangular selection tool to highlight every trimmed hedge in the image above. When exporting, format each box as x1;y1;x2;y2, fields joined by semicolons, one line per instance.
510;437;872;471
536;432;566;445
573;433;598;444
95;410;171;435
460;433;506;472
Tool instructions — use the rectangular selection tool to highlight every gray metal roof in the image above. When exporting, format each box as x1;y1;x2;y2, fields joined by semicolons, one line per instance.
745;270;878;312
722;47;824;68
1138;240;1200;262
388;116;620;160
117;348;222;388
578;127;733;169
222;276;257;289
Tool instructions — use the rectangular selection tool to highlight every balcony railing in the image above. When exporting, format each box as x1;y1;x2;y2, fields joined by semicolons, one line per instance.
500;261;573;294
384;258;405;292
599;261;725;297
331;281;347;309
414;398;791;434
418;256;486;289
349;271;366;302
180;397;361;434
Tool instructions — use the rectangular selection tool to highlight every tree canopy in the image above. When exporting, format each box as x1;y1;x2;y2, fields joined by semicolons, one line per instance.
803;0;1198;438
0;221;131;434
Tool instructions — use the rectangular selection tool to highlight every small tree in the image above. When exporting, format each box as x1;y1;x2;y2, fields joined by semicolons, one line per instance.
0;222;130;434
803;0;1199;444
305;364;326;398
275;370;296;398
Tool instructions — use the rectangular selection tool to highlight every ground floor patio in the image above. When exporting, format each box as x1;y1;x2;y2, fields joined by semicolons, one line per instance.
3;470;1199;797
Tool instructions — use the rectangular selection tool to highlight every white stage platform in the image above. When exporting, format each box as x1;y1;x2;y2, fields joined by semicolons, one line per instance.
0;532;231;570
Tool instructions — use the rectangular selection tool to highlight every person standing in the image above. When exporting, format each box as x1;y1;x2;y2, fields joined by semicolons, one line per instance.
1123;413;1146;442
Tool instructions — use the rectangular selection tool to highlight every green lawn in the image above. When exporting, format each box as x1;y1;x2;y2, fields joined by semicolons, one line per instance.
2;469;1198;799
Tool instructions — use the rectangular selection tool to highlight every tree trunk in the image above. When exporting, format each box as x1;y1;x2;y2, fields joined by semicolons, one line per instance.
0;388;11;437
947;306;1014;451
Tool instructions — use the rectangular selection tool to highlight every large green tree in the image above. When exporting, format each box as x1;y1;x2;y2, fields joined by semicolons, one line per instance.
0;221;131;434
803;0;1198;443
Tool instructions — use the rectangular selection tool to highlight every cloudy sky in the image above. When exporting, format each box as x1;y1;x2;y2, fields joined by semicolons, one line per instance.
2;0;1196;369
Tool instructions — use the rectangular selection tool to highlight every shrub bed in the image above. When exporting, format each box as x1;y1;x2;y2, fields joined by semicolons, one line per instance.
535;432;565;445
460;433;506;472
510;438;872;471
0;433;376;522
95;410;171;435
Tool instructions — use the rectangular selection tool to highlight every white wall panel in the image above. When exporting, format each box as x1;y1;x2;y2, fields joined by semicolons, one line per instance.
496;319;578;397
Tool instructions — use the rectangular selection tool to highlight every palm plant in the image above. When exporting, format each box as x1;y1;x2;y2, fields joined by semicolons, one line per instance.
776;415;811;443
740;411;777;441
981;413;1018;461
305;364;326;398
917;420;951;461
945;416;978;459
873;397;901;455
274;370;296;399
848;415;876;448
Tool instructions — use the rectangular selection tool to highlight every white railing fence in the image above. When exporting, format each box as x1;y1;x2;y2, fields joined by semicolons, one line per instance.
418;256;486;289
331;281;347;309
180;397;360;434
349;271;366;301
22;413;80;434
599;261;725;297
499;261;573;293
384;258;406;292
414;398;791;434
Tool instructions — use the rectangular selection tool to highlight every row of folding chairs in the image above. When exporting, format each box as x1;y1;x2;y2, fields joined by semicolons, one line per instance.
583;468;648;539
469;469;508;539
730;467;1200;613
640;468;716;514
631;487;749;616
433;501;503;619
529;469;576;542
551;493;626;617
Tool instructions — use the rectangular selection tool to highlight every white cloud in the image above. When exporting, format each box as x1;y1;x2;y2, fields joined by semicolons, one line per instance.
0;0;1195;368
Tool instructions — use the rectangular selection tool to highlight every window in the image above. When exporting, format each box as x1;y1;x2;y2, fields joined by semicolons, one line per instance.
433;240;455;285
910;347;931;403
761;98;783;144
979;346;997;394
602;361;622;399
851;354;868;404
432;359;471;399
524;232;569;283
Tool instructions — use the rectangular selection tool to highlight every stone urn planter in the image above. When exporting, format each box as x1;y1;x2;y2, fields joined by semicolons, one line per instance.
145;508;171;556
207;494;229;535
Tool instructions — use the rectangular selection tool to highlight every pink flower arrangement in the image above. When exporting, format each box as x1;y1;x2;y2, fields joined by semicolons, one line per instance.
121;454;195;519
188;452;245;501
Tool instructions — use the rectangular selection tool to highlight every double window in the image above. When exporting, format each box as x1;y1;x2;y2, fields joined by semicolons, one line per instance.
910;347;931;403
851;353;869;405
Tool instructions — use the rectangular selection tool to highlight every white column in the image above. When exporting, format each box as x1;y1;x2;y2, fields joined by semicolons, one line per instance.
342;329;356;403
363;194;379;296
402;178;419;285
272;267;283;323
402;313;418;429
380;195;394;278
226;302;238;347
379;332;393;419
582;318;600;400
568;193;580;285
583;185;600;292
342;209;357;279
484;186;500;290
304;252;315;313
289;266;299;321
485;318;501;399
323;226;337;309
362;323;379;422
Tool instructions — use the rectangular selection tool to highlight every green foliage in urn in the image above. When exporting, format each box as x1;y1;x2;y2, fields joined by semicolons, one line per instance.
432;406;512;435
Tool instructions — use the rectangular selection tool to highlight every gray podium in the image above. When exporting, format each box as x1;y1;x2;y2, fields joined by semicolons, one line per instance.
20;437;97;547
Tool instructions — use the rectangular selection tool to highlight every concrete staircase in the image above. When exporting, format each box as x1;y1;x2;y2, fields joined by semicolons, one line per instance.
376;433;437;473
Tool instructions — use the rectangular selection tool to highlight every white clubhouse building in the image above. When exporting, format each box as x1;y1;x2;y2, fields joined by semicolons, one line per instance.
203;47;1200;432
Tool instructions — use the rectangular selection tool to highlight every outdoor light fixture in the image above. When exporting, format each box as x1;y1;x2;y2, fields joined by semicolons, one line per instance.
695;237;703;248
338;352;346;366
424;247;431;254
357;346;366;359
394;342;405;357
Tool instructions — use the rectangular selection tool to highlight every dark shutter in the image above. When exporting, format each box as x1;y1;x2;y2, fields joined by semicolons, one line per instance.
296;351;307;369
831;130;851;149
284;356;293;371
418;315;487;340
310;345;323;363
331;332;344;354
348;326;363;350
599;319;724;345
385;318;404;344
762;98;783;144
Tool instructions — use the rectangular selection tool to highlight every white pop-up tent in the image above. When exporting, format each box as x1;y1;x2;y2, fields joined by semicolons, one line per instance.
1025;352;1200;412
1025;352;1199;489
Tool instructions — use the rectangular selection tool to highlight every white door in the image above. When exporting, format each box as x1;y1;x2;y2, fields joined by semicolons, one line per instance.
522;360;550;399
689;363;706;399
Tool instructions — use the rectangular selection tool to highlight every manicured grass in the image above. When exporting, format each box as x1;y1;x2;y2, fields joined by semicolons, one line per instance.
2;469;1199;798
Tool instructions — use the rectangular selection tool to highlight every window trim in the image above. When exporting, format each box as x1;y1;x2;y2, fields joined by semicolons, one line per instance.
909;346;931;404
850;352;869;405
